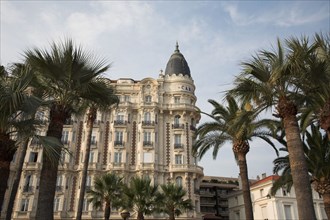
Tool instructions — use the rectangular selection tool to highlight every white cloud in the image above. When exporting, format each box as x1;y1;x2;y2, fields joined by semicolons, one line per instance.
222;2;329;27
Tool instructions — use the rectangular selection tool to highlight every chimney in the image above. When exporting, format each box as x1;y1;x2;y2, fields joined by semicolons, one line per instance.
261;173;267;179
256;175;260;181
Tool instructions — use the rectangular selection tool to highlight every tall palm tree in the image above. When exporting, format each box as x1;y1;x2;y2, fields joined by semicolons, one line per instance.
193;96;277;220
123;177;158;220
76;81;118;220
24;39;111;220
271;124;330;219
155;183;193;220
87;173;123;220
228;37;317;220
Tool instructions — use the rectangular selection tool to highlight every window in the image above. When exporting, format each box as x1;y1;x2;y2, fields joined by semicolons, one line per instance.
145;95;152;103
261;206;268;220
29;152;38;162
174;96;180;103
260;189;264;197
56;175;63;186
61;131;69;144
175;155;183;164
86;176;92;187
54;197;61;211
176;176;182;187
116;114;125;124
174;115;180;125
144;132;152;145
144;112;151;122
89;152;94;163
20;199;29;211
114;152;122;164
82;198;89;211
124;95;130;102
174;134;182;148
284;205;293;219
72;131;76;142
24;175;32;187
235;211;240;220
115;131;123;145
91;135;96;145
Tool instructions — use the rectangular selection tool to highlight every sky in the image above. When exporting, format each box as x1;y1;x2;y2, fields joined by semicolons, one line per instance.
1;0;329;179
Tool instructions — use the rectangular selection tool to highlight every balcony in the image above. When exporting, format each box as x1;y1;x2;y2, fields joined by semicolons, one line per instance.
114;141;125;148
114;120;128;127
142;121;155;127
56;185;63;193
91;141;97;148
174;143;184;149
24;162;41;170
172;124;184;129
61;140;70;145
22;185;34;193
170;164;204;175
143;141;153;148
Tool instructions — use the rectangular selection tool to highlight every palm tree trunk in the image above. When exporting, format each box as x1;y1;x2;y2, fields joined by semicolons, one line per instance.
281;113;316;219
76;107;97;220
35;104;69;220
0;133;15;214
5;138;30;220
323;192;330;220
169;211;175;220
104;202;111;220
236;152;253;220
137;212;144;220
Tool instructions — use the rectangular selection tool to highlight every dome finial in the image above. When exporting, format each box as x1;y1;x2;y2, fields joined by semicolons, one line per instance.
175;41;180;52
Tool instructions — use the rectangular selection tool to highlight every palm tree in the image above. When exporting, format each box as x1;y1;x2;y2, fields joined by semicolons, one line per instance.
24;39;111;220
295;33;330;140
155;183;193;220
271;124;330;219
0;64;42;212
87;173;123;220
228;37;317;220
193;96;277;220
123;177;158;220
76;81;118;220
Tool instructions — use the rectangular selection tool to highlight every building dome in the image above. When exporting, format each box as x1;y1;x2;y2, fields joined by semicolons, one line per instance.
164;42;191;77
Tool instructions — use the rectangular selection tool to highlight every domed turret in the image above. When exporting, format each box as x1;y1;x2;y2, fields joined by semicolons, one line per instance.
164;42;191;77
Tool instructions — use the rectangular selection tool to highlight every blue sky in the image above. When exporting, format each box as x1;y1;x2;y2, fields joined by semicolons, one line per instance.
1;0;329;179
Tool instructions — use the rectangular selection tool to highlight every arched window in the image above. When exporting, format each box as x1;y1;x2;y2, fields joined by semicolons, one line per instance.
176;176;183;187
174;115;180;125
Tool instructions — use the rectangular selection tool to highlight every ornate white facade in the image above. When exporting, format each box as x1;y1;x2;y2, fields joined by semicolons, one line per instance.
2;45;204;220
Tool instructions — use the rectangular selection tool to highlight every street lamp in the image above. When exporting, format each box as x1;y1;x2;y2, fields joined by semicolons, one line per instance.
120;210;130;220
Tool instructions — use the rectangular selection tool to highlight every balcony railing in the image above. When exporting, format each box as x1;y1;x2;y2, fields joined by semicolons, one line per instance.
190;125;197;131
114;141;124;146
114;120;128;126
142;121;155;126
143;141;153;146
174;143;184;149
172;124;184;129
23;185;33;193
56;185;63;192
